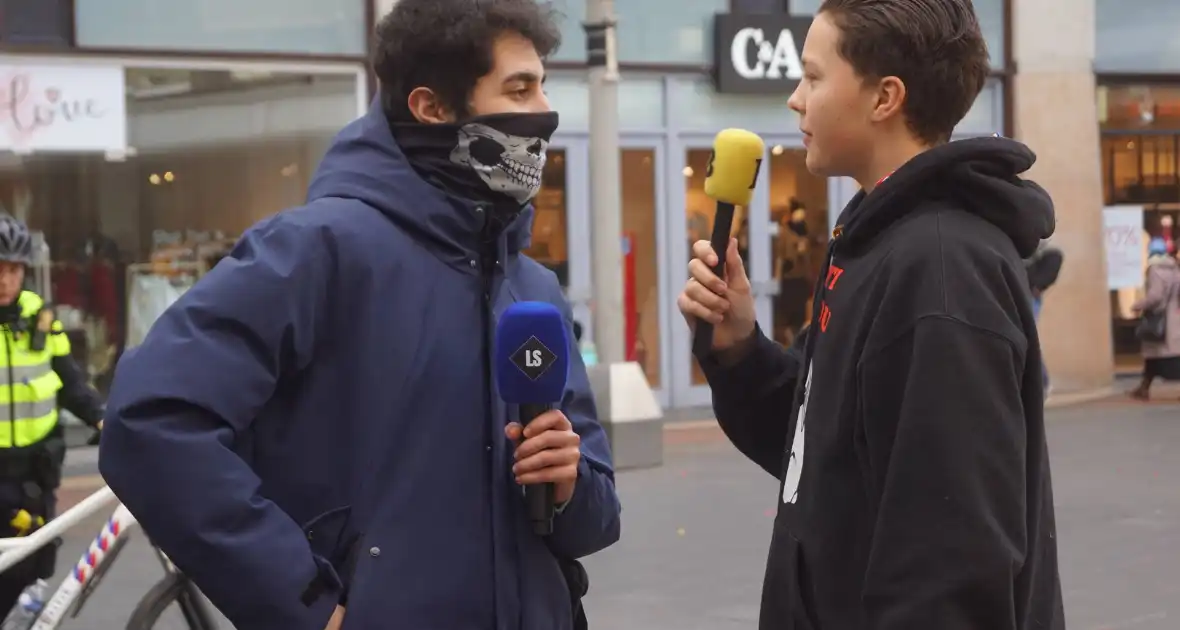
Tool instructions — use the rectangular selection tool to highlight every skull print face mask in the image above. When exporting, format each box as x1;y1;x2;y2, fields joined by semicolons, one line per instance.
450;117;554;204
392;111;559;212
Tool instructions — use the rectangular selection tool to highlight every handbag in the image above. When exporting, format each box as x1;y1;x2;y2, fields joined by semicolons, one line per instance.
1135;278;1177;343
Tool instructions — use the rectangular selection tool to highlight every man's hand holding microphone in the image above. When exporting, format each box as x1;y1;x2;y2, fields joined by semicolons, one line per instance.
678;129;765;364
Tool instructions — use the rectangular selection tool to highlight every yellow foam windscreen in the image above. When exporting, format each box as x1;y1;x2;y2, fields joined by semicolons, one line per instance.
703;129;766;206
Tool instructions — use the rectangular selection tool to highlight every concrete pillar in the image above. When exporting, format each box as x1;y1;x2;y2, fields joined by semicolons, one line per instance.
1012;0;1112;393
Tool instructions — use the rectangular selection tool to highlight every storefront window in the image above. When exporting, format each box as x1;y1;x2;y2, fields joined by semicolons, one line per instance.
549;0;728;63
957;78;1005;136
0;66;361;392
547;0;585;62
76;0;367;56
527;149;569;286
776;0;1006;69
1102;135;1180;207
1099;84;1180;370
767;146;828;348
621;149;661;387
1099;85;1180;208
974;0;1006;70
671;78;802;132
543;74;665;131
731;0;786;11
0;0;72;46
1096;0;1180;73
550;0;1005;68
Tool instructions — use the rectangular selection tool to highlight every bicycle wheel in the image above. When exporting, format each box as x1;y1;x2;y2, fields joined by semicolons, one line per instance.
125;574;220;630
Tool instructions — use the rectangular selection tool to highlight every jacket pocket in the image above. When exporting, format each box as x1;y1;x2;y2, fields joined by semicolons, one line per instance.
762;527;820;630
24;369;62;412
299;506;362;606
557;556;589;630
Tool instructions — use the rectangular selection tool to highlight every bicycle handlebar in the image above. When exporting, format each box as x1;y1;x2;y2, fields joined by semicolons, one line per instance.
0;485;118;574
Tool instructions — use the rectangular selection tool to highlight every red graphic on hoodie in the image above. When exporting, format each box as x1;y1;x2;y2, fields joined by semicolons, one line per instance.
825;266;844;290
819;264;844;332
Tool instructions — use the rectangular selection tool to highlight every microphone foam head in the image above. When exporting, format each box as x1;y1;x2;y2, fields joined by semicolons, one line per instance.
495;301;570;404
704;128;766;207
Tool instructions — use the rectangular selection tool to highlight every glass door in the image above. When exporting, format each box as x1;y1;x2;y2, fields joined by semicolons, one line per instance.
619;138;669;408
556;135;670;408
666;136;775;408
761;139;831;350
536;135;590;337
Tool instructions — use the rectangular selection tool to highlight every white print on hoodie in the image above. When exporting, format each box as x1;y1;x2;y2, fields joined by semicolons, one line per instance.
782;362;812;504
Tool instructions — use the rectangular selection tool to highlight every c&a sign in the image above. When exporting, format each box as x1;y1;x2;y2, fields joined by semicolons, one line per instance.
0;62;127;154
713;13;812;95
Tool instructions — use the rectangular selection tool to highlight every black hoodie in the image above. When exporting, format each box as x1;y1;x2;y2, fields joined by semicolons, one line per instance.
699;137;1065;630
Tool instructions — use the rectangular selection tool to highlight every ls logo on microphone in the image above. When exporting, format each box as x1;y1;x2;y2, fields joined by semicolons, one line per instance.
510;336;558;381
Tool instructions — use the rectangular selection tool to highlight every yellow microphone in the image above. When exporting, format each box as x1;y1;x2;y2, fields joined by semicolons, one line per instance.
694;128;766;357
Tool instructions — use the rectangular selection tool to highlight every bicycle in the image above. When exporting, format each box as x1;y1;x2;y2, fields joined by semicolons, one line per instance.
0;485;220;630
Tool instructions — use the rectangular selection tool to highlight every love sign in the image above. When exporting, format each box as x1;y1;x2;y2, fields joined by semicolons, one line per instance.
0;62;126;153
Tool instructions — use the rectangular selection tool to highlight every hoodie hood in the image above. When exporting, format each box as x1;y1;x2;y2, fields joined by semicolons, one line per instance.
306;100;535;262
835;136;1055;258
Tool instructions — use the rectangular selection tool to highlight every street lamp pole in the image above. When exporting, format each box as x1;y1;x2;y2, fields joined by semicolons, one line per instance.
582;0;664;470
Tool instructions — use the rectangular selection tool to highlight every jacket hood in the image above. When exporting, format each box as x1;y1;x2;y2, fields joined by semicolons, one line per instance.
306;100;534;259
836;136;1055;258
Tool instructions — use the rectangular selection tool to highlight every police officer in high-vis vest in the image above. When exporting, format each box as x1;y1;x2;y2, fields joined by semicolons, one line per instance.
0;215;104;613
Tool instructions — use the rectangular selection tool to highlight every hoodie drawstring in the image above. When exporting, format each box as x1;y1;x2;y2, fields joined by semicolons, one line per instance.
792;225;842;403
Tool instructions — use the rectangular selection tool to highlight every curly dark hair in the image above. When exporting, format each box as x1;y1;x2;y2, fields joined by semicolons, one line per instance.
818;0;990;145
372;0;563;123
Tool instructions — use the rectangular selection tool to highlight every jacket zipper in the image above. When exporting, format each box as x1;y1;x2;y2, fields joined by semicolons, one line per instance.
478;218;500;626
3;325;13;448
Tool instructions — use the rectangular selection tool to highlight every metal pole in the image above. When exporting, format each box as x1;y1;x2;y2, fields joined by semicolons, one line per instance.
584;0;624;365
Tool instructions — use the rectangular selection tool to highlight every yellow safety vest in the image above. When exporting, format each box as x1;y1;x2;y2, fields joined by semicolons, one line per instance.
0;291;68;448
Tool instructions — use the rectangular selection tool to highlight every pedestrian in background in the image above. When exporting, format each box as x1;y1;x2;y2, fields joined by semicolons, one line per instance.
0;215;105;614
1129;237;1180;400
98;1;620;628
1026;240;1063;393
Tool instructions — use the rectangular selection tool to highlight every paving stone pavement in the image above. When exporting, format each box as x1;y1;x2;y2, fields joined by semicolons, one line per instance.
38;397;1180;628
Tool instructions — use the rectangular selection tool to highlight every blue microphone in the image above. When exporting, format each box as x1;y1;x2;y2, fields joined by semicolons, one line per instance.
495;301;570;536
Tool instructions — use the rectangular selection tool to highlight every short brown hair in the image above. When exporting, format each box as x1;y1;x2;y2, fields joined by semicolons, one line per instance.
373;0;563;123
818;0;990;144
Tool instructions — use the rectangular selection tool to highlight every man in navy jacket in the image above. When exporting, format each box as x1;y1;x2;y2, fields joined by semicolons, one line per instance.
98;1;621;628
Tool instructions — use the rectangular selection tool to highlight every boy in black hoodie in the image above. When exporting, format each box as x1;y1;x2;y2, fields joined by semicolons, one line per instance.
676;0;1065;628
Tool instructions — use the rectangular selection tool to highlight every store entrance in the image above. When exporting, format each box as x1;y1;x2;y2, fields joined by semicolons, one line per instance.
669;136;828;408
762;143;831;351
541;136;669;407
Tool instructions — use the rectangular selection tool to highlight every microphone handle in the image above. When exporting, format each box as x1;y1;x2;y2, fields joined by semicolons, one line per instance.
692;201;736;359
519;402;556;536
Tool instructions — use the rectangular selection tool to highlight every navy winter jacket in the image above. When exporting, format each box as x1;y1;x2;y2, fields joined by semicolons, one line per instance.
98;102;622;630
